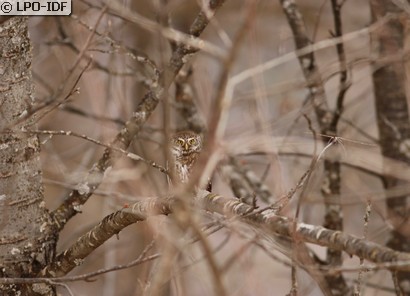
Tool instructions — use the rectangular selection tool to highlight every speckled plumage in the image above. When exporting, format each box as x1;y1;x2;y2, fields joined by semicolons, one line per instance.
171;131;202;183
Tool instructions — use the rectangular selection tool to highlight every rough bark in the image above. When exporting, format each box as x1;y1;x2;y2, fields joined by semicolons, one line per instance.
0;17;56;295
371;1;410;294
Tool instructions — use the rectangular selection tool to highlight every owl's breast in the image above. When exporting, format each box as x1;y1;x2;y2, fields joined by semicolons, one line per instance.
176;163;190;183
175;152;199;183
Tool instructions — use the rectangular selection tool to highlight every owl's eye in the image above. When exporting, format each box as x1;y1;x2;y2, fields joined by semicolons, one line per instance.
177;139;185;146
188;138;197;145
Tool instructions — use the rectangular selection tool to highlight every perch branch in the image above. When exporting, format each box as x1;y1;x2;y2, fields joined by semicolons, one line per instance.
50;0;227;231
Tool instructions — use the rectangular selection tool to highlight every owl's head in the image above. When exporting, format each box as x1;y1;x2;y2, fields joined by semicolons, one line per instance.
171;131;202;157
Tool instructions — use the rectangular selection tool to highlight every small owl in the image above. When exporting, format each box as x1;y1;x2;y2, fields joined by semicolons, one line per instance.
171;131;202;183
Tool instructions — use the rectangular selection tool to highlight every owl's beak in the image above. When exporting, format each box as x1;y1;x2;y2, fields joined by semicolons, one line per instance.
184;143;189;150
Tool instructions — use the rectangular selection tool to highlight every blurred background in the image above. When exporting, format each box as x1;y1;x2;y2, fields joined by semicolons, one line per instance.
27;0;398;295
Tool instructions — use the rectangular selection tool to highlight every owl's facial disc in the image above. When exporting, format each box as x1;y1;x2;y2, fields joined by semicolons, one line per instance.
175;138;189;154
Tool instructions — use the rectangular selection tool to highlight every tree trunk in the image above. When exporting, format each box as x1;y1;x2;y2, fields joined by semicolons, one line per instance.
371;1;410;294
0;17;57;295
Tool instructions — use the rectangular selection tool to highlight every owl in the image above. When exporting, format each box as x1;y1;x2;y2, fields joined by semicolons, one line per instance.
171;131;203;183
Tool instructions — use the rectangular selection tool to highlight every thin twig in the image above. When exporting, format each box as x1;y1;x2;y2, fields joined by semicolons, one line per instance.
50;0;227;231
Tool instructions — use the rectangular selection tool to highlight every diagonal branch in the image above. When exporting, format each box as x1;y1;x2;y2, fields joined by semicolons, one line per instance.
43;197;174;277
197;190;410;271
50;0;227;231
44;190;410;279
279;0;329;119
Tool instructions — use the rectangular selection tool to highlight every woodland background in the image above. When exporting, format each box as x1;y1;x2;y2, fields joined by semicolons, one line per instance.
0;0;410;295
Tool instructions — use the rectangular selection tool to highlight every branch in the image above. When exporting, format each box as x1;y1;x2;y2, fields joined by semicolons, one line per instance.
43;197;174;277
279;0;329;120
196;190;410;271
174;68;206;134
329;0;350;129
221;156;274;204
279;2;348;291
50;0;227;231
45;191;410;279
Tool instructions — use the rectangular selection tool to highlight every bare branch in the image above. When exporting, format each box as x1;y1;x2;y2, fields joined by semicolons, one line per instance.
50;0;227;231
196;190;410;271
44;197;173;277
46;191;410;280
